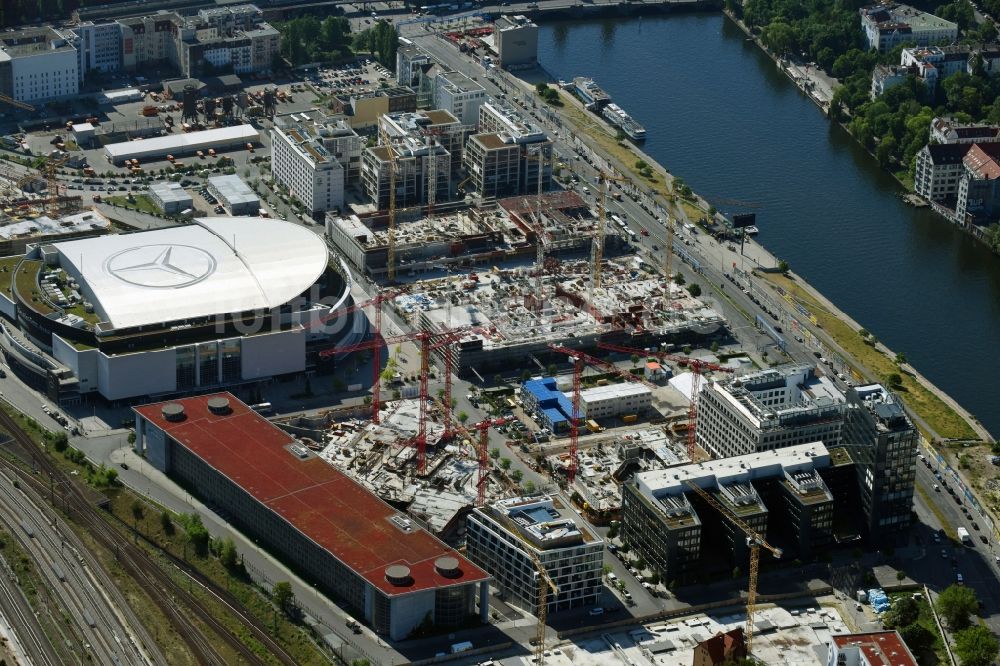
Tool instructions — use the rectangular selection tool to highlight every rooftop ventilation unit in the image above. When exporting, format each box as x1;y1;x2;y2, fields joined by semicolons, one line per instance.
161;403;186;422
385;564;412;586
206;396;231;415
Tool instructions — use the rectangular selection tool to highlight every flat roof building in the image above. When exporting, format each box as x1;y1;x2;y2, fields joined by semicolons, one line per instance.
134;393;490;640
696;364;845;459
579;383;651;420
433;70;486;127
621;443;836;585
494;15;538;69
842;385;918;543
466;495;602;615
0;27;80;103
0;210;110;257
861;4;958;52
104;124;259;165
827;631;918;666
148;181;194;214
207;174;259;215
271;111;361;214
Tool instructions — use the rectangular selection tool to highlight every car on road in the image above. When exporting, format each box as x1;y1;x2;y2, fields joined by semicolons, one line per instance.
973;522;980;530
588;607;605;616
120;463;129;470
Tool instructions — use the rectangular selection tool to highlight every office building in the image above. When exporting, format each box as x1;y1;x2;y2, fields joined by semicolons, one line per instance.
361;111;454;209
396;43;432;88
826;631;917;666
494;15;538;68
0;27;80;103
578;383;651;420
331;86;418;129
148;181;194;214
271;111;362;214
842;385;918;541
207;174;259;215
860;4;958;52
68;21;122;80
433;70;486;126
621;443;835;585
464;102;552;197
133;393;490;641
466;495;602;615
696;364;845;459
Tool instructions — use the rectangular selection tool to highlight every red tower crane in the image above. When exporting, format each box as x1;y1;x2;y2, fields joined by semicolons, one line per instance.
317;290;400;425
596;341;734;460
427;326;487;441
447;416;507;506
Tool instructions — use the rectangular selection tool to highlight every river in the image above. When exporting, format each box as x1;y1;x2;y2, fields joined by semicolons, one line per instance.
538;13;1000;437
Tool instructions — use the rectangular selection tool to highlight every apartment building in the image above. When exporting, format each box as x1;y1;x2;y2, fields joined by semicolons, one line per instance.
433;70;486;126
396;43;432;88
695;364;845;459
929;116;1000;145
842;385;918;541
860;4;958;52
0;28;80;103
271;111;361;214
914;143;969;201
466;495;603;615
955;141;1000;224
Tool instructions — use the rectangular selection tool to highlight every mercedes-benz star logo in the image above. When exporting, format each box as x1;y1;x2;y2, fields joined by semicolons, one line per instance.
104;244;217;289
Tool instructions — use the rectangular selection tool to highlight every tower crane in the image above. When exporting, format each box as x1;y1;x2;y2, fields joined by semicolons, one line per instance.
318;289;400;425
439;413;507;506
493;508;559;665
523;146;551;311
43;153;71;218
684;480;781;654
596;341;734;461
379;125;400;283
0;93;35;113
547;344;655;483
590;170;626;307
428;326;486;441
421;126;445;219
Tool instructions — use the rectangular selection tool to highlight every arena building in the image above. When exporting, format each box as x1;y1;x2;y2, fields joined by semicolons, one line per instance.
0;218;358;403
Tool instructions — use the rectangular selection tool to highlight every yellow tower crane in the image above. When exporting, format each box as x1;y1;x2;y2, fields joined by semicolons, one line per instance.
588;170;626;306
0;93;35;113
379;125;399;283
495;509;559;665
684;480;781;655
43;153;70;218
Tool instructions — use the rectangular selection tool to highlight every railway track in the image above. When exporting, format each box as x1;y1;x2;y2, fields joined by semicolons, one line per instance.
0;409;301;666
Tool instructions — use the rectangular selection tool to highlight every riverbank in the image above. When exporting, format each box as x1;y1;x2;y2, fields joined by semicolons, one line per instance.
508;62;989;444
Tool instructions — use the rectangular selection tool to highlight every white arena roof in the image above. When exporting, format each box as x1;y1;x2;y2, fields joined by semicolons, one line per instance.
53;218;328;330
104;125;259;163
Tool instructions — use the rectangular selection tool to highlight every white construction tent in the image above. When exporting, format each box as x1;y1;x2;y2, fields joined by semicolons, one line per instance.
104;125;259;165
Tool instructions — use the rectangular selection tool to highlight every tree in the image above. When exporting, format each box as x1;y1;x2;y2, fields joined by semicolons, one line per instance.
457;411;469;424
53;431;68;453
494;373;504;385
220;537;238;570
511;469;523;483
131;499;144;522
884;596;919;628
630;354;640;365
673;272;685;286
936;584;979;630
127;431;136;445
522;480;536;494
272;581;295;616
500;457;512;471
160;511;174;536
778;259;789;274
955;625;999;666
895;352;907;365
687;283;702;298
885;372;903;389
489;448;500;460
